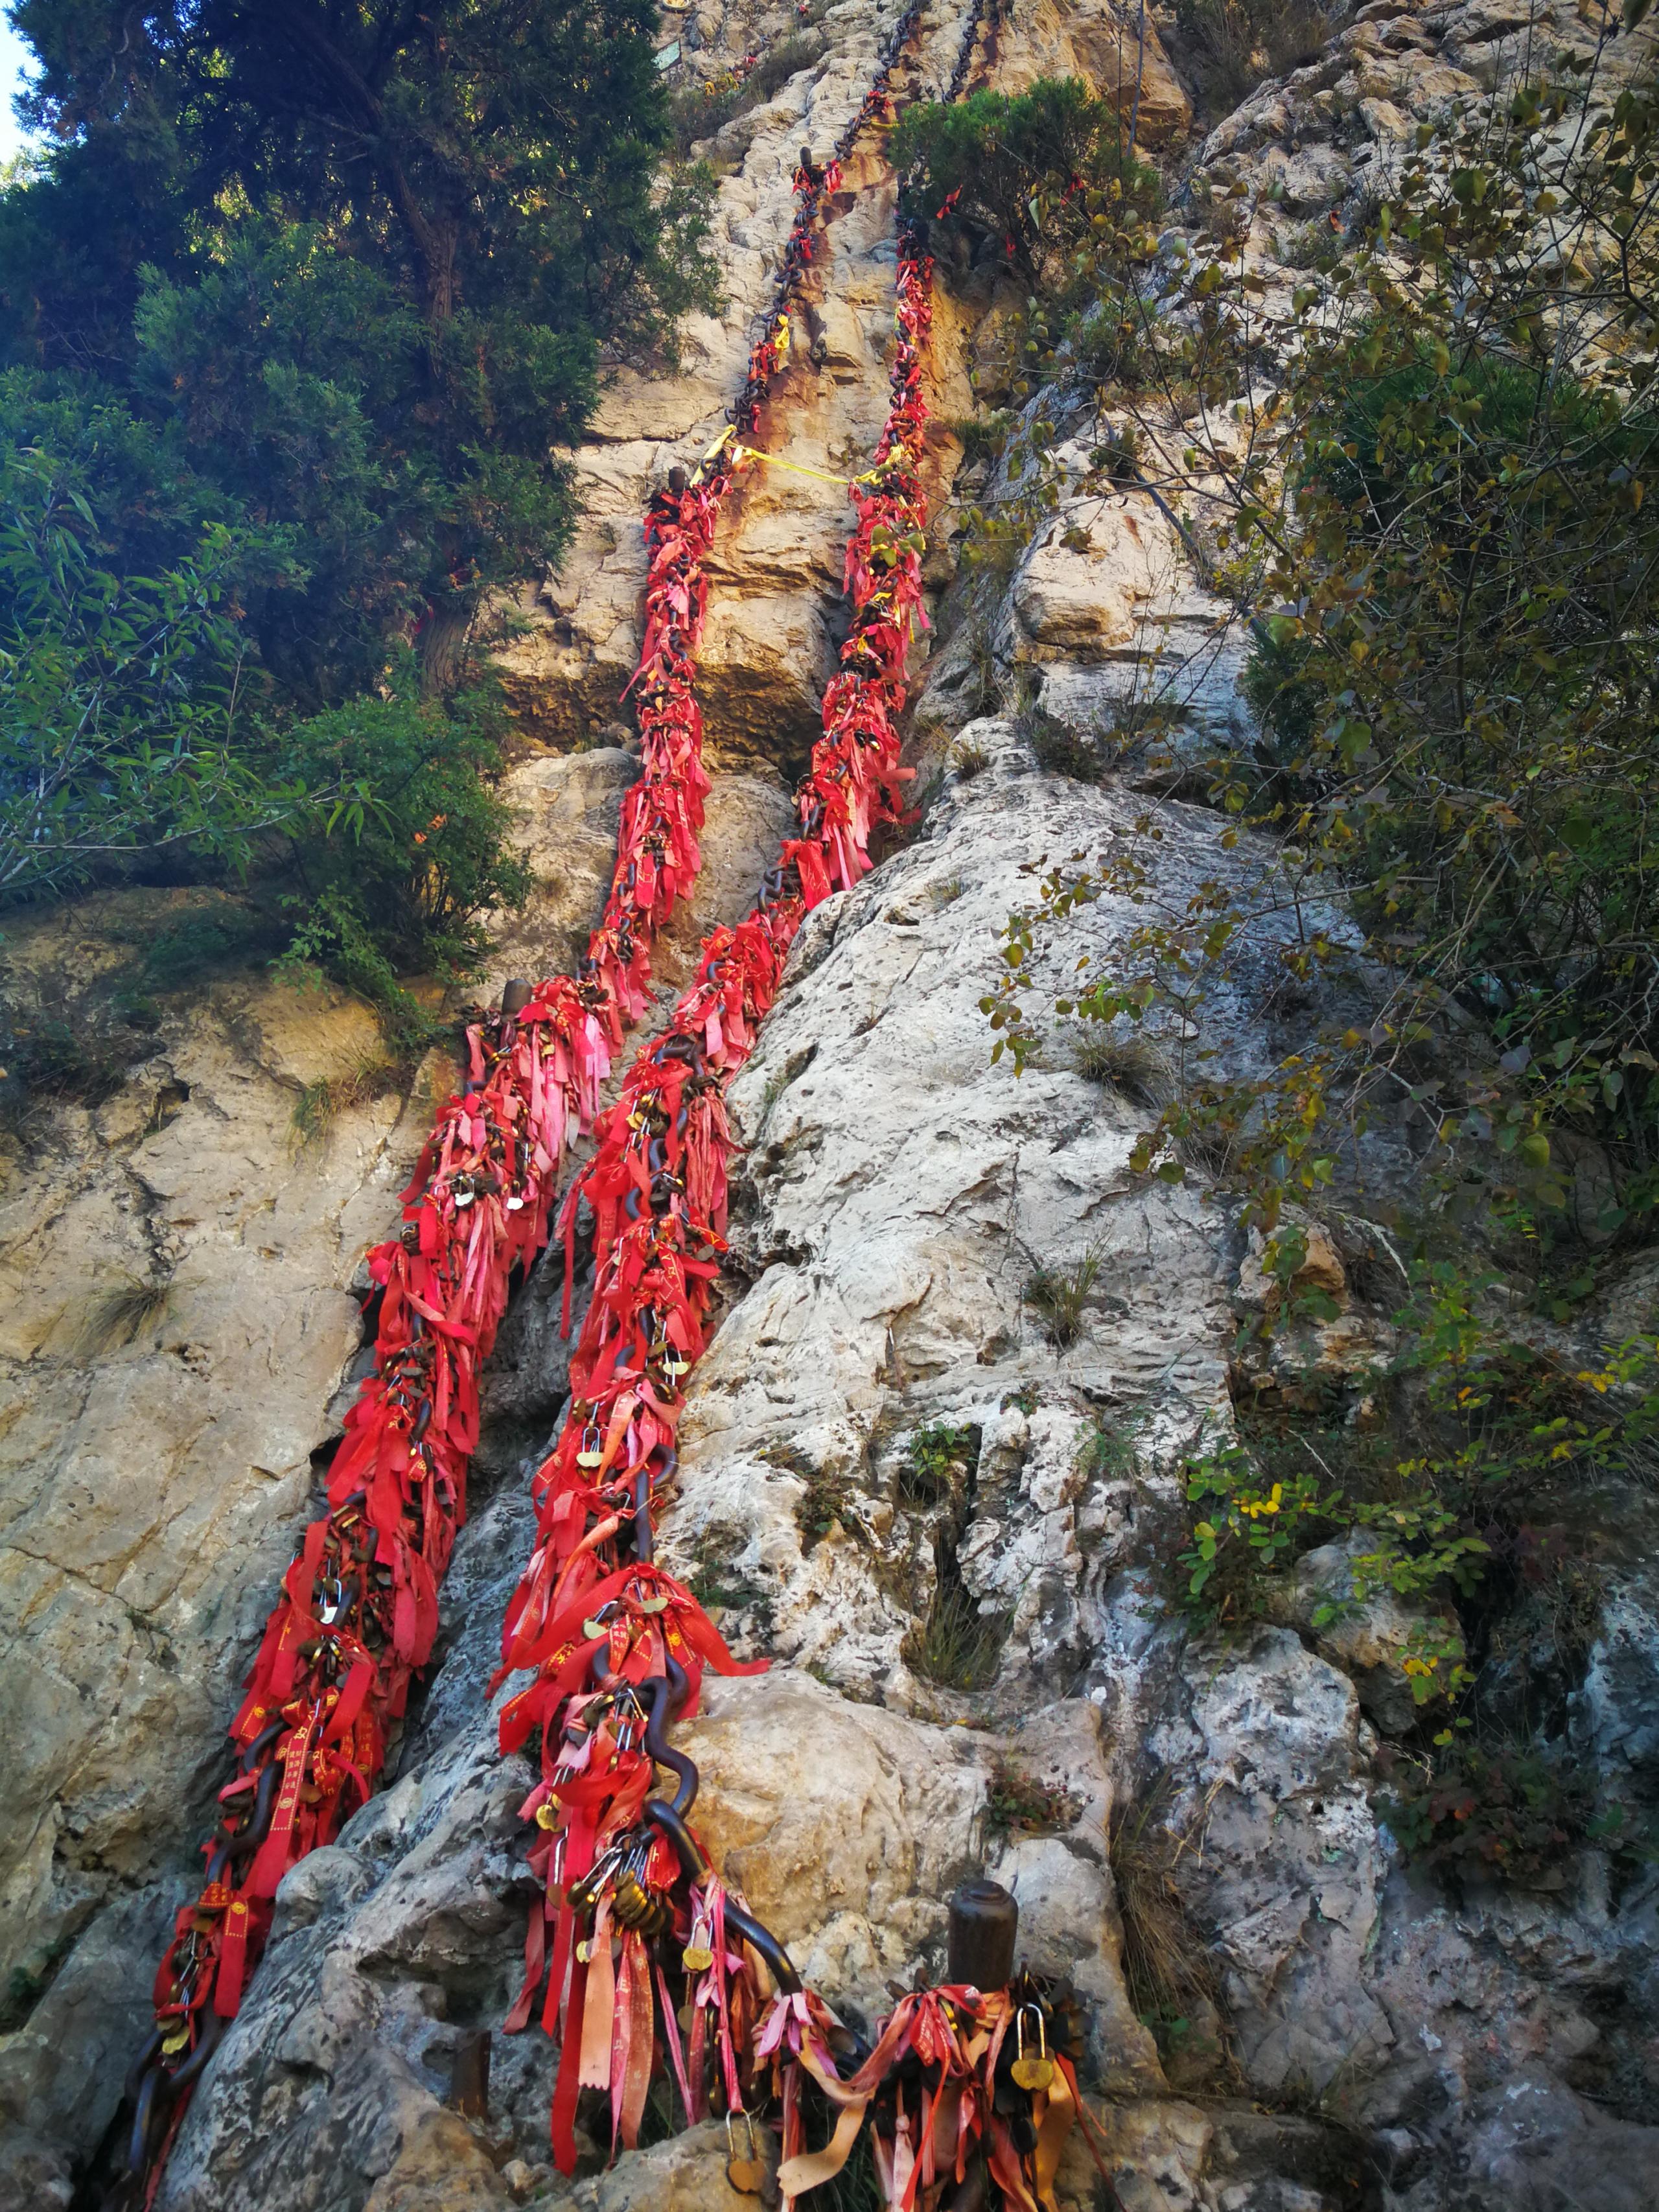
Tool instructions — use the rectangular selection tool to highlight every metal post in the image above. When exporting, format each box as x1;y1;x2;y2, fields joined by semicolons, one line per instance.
448;2029;491;2119
499;979;533;1021
946;1878;1017;1990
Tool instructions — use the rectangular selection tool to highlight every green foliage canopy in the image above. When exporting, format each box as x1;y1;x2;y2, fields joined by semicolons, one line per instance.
0;2;715;1002
1;0;715;696
892;77;1162;297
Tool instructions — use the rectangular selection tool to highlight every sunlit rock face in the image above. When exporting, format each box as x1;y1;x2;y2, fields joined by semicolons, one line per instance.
4;5;1657;2210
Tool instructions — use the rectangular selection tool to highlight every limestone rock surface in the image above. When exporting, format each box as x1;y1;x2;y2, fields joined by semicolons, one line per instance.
5;4;1659;2210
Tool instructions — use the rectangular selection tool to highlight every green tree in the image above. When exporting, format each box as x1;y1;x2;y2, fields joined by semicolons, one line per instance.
893;77;1161;296
0;3;715;1007
1;0;716;691
278;664;533;1047
0;443;303;896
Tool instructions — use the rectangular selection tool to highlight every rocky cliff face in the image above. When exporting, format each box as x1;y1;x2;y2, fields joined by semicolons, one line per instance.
3;3;1657;2210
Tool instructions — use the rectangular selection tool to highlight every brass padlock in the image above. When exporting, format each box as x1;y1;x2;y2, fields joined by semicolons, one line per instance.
682;1909;714;1973
1010;2005;1054;2093
725;2111;769;2196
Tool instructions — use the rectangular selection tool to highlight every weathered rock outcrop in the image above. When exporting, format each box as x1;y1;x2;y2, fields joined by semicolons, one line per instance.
3;2;1657;2209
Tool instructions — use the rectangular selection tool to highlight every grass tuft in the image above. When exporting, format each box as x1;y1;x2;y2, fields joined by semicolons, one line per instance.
904;1579;1008;1692
1024;1244;1105;1350
1018;704;1104;784
1071;1028;1172;1106
76;1272;176;1355
290;1056;408;1152
1109;1780;1225;2057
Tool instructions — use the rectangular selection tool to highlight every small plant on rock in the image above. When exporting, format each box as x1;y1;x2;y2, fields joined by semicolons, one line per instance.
1017;703;1104;784
899;1423;979;1508
984;1757;1081;1838
795;1466;855;1552
905;1579;1008;1693
290;1056;407;1152
1024;1244;1104;1350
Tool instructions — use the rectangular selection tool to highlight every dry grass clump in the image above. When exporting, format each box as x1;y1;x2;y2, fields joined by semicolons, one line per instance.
1109;1782;1225;2051
76;1272;176;1355
290;1056;407;1150
904;1580;1008;1691
1071;1028;1173;1106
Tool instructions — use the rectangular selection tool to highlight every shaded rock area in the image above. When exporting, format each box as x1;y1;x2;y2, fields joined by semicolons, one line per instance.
3;1;1658;2209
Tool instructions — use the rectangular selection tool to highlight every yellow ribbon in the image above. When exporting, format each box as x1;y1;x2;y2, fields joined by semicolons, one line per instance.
730;443;884;488
691;419;885;491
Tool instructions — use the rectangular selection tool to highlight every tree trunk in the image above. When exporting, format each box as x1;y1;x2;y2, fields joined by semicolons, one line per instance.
420;594;477;696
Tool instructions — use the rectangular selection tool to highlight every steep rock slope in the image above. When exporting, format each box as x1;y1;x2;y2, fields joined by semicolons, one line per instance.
3;2;1657;2209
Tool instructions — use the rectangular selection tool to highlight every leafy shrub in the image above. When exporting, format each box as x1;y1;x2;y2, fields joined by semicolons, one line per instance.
1173;1312;1659;1687
277;665;531;1046
1379;1743;1600;1889
892;78;1162;299
1174;0;1333;111
0;445;308;900
899;1423;979;1508
130;905;276;994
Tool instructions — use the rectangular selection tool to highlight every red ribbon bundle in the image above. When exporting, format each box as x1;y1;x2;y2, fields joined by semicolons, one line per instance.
120;99;913;2203
761;1982;1093;2212
496;211;938;2178
121;1;999;2195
